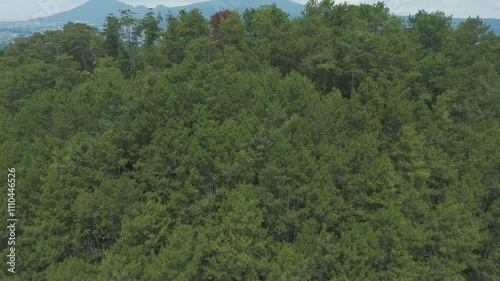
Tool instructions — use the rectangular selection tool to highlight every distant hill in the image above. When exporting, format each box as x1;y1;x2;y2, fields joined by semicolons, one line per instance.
163;0;304;19
32;0;500;34
456;18;500;34
36;0;142;25
31;0;305;27
400;15;500;34
484;19;500;33
1;0;499;48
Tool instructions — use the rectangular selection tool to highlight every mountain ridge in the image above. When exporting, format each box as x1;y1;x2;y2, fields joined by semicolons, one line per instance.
31;0;500;34
32;0;305;25
0;0;499;44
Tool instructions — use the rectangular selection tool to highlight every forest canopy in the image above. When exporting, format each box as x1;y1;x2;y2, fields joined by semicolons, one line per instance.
0;0;499;280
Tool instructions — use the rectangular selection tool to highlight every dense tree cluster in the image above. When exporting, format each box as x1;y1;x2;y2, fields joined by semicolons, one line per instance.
1;1;499;280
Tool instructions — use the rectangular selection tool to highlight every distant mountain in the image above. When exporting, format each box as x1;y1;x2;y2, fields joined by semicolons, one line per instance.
1;0;499;48
455;18;500;34
163;0;304;19
30;0;305;27
399;15;500;34
34;0;148;26
9;0;500;32
31;0;500;33
484;19;500;34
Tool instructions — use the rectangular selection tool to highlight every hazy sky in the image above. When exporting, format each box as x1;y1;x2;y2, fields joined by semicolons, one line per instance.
0;0;499;21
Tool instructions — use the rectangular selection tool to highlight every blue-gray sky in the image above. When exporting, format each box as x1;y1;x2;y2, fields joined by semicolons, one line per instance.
0;0;499;21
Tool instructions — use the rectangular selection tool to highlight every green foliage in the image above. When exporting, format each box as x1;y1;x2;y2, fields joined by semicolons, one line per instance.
42;258;98;281
1;1;499;280
59;22;102;72
137;10;162;48
408;10;453;52
103;14;122;58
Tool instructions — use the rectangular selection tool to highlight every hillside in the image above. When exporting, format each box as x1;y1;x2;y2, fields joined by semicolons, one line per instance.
0;1;499;280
